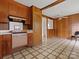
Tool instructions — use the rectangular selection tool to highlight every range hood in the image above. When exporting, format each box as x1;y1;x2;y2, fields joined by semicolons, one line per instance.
8;16;27;22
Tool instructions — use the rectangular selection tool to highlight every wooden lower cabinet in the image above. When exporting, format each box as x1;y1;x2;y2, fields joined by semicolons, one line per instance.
27;33;33;47
0;35;3;59
2;34;12;56
0;34;12;59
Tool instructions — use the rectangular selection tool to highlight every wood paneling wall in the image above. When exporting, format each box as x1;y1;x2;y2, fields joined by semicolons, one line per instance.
55;18;71;38
54;13;79;39
69;14;79;36
43;16;55;39
47;20;55;38
47;29;55;38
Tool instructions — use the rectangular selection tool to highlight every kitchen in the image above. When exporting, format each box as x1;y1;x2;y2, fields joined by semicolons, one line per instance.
1;0;79;59
0;0;42;59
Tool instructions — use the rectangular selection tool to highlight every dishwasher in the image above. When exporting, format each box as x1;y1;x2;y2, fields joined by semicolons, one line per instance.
12;33;27;48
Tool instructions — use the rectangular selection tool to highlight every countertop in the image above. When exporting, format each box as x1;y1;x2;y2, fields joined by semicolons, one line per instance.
0;30;11;35
12;32;27;34
0;30;33;35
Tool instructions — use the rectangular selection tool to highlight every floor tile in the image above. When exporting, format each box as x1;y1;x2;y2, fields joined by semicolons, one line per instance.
69;54;79;59
25;54;33;59
13;52;20;56
48;54;56;59
42;51;49;56
38;49;44;53
21;49;26;53
36;54;45;59
32;51;39;56
14;54;23;59
3;38;79;59
28;49;35;53
41;47;47;50
20;57;25;59
46;49;52;53
52;51;59;56
21;51;29;56
58;54;68;59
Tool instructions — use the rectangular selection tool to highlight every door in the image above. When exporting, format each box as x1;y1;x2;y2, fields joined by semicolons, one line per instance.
42;17;47;44
32;6;42;46
33;14;42;45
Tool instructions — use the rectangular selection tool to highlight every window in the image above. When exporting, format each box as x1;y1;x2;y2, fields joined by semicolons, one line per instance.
48;19;53;29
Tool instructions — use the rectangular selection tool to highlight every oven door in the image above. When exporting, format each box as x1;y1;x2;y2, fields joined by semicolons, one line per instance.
12;33;27;48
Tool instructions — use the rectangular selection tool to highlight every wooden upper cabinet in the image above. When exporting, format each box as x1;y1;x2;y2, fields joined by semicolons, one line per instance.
0;0;30;23
8;1;17;17
8;1;31;24
9;1;29;19
25;7;31;24
0;0;8;22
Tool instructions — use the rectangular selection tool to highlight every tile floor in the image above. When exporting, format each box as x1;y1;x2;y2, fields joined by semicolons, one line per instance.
3;38;79;59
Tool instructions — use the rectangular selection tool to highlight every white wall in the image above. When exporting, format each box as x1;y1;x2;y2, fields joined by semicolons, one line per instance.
42;17;47;44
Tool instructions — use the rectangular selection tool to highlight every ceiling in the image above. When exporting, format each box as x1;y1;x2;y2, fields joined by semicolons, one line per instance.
15;0;57;8
43;0;79;18
15;0;79;18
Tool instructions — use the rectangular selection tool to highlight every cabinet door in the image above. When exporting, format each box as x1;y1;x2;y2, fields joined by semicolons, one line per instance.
25;7;31;24
3;34;12;55
9;1;28;18
9;1;17;16
27;33;33;47
5;34;12;54
9;1;30;23
0;35;3;59
2;37;7;56
19;6;27;18
15;2;29;19
0;0;8;22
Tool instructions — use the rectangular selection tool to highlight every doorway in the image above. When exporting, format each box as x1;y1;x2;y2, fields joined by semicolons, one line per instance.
42;17;47;44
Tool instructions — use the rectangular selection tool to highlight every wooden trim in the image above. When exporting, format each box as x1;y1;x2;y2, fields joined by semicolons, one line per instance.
42;14;55;20
41;0;64;10
0;22;9;24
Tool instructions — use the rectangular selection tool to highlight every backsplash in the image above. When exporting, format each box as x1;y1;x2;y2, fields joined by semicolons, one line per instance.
0;23;9;30
9;22;23;31
23;24;28;30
